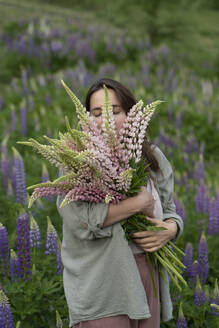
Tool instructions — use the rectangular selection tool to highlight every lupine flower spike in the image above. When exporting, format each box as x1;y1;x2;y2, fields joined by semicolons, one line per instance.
16;211;31;279
211;279;219;316
189;260;200;284
1;136;10;192
182;242;193;277
0;289;15;328
29;214;41;248
198;231;209;283
45;216;58;255
0;223;10;276
10;249;22;282
177;302;188;328
194;276;205;306
210;304;219;314
12;147;27;205
56;236;63;275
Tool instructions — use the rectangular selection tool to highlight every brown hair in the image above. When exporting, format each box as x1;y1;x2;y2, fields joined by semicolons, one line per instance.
85;78;159;172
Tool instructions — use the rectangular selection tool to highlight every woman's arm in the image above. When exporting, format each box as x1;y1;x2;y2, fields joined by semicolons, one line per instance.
56;186;155;241
103;186;155;227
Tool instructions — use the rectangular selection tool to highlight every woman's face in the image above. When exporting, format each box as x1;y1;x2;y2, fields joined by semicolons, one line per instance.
89;88;127;135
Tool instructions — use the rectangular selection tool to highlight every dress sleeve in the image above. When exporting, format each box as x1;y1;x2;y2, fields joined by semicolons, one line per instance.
56;168;112;240
56;195;112;240
152;146;184;241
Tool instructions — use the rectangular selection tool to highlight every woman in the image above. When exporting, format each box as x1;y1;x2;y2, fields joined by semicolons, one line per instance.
56;78;184;328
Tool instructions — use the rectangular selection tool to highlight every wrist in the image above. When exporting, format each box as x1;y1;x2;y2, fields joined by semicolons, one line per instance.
165;219;178;239
132;195;144;213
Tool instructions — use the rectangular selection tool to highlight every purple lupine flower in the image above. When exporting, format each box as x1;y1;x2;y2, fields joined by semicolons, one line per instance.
29;215;41;248
1;136;10;192
184;135;200;155
195;183;208;213
194;159;206;184
0;289;14;328
189;260;200;284
56;237;63;275
202;192;210;214
45;216;58;255
10;106;17;132
210;304;219;316
50;40;63;54
16;212;31;280
21;68;29;96
12;147;27;205
211;279;219;316
75;39;96;62
194;276;205;306
216;193;219;233
182;242;193;277
208;198;218;235
0;223;10;276
176;303;188;328
198;232;209;283
10;249;22;282
20;104;27;137
175;111;183;130
174;198;186;225
1;153;10;193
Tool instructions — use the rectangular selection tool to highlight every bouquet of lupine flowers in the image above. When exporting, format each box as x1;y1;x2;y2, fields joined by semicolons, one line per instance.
17;80;187;293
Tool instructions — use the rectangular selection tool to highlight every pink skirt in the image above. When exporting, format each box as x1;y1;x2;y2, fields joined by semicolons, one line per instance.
72;253;160;328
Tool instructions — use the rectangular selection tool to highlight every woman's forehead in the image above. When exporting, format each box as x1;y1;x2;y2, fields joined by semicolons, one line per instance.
90;88;121;107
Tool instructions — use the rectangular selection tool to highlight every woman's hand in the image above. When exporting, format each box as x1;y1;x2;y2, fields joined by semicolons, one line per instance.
131;217;177;252
135;186;155;218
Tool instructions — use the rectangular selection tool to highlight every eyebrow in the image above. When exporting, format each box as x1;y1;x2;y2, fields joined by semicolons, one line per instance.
90;104;121;112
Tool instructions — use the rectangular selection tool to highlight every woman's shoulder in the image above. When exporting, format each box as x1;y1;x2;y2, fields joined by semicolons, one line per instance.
150;145;171;170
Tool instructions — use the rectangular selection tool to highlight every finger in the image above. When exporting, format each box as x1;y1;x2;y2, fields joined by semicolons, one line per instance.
132;231;158;238
132;231;151;238
146;217;163;225
132;230;165;238
143;246;161;253
133;238;156;245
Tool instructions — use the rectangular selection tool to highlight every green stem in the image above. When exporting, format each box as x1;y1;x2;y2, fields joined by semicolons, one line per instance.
159;249;183;274
168;241;185;257
163;245;186;269
155;253;182;291
156;251;187;287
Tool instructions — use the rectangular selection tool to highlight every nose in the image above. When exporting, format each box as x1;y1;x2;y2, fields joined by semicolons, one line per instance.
96;116;103;130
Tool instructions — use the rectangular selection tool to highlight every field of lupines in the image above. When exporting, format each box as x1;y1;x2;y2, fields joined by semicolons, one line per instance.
0;15;219;328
